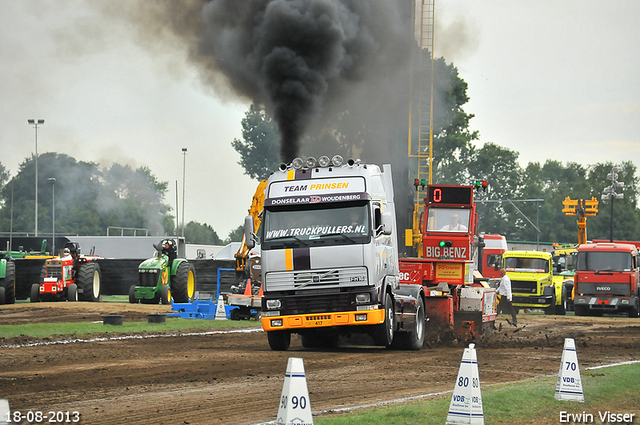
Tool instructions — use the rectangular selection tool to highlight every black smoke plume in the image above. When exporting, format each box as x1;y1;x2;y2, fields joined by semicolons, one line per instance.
194;0;411;162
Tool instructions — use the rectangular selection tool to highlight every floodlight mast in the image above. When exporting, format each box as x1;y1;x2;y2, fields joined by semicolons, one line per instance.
28;119;45;236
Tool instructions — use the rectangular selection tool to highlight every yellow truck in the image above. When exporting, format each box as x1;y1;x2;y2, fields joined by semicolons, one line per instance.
502;251;568;315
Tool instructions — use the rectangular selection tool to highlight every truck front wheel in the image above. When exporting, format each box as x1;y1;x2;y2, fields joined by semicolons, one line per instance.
554;287;567;315
391;296;425;350
267;330;291;351
373;293;395;347
574;304;588;316
628;300;639;318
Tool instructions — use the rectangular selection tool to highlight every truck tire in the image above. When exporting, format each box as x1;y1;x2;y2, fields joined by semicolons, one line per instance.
160;284;171;305
391;296;425;350
628;300;639;318
544;292;556;315
129;286;138;304
30;283;40;303
0;287;5;305
555;287;567;315
67;284;78;302
267;330;291;351
574;304;588;316
0;261;16;304
77;262;101;302
171;262;195;303
372;293;395;347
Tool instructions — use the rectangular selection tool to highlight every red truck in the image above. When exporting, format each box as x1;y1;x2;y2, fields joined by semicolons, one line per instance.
400;185;497;339
574;242;640;317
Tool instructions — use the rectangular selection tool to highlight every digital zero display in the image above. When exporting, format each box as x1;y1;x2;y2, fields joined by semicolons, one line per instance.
427;186;473;206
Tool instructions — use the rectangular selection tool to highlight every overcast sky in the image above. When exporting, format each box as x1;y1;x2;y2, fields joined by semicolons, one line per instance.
1;1;639;238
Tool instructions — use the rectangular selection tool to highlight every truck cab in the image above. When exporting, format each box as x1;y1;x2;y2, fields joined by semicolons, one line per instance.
480;234;508;279
250;156;424;351
502;251;566;315
574;242;640;317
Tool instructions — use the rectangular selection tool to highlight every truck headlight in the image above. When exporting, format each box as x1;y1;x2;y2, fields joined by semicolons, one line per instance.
270;319;284;327
355;293;370;304
266;299;282;310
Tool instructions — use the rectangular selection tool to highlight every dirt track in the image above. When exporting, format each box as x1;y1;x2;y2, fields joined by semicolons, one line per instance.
1;302;639;425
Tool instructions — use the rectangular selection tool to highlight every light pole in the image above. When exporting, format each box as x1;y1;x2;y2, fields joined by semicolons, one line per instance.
602;166;624;242
47;178;56;255
28;119;44;236
181;148;187;238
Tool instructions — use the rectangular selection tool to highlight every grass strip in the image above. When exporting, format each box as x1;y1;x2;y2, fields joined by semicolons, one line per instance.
316;363;640;425
0;318;260;339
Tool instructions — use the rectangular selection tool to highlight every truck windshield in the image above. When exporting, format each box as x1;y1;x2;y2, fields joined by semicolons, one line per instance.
576;251;632;272
262;203;370;248
426;208;470;232
504;257;549;273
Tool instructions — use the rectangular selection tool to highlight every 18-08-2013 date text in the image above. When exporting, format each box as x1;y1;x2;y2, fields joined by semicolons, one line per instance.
5;411;80;423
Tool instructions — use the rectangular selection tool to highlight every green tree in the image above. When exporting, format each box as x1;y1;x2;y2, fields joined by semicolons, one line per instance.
183;221;223;245
0;153;173;236
585;161;640;242
431;57;480;183
224;225;244;244
231;103;281;181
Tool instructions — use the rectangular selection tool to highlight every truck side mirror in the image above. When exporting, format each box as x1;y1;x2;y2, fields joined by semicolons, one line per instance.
380;212;393;236
244;215;256;249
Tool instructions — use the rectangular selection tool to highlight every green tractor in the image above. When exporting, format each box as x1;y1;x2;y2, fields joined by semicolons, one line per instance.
130;238;196;304
0;254;16;305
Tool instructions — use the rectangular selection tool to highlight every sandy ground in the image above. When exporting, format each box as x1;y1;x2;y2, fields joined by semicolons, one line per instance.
1;302;639;425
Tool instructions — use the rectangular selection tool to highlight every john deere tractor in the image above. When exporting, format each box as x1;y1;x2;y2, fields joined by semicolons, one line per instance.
130;239;196;304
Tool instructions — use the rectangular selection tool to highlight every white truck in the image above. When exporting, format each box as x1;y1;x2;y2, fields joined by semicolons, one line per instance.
244;156;426;351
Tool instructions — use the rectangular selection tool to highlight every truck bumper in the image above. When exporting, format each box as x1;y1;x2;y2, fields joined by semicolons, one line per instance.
575;295;635;311
261;308;385;332
512;294;553;308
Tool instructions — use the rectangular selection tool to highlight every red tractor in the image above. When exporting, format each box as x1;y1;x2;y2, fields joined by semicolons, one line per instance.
31;242;102;302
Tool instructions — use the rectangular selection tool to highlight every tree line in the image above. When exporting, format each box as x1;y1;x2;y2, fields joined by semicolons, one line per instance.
231;54;640;245
0;153;242;245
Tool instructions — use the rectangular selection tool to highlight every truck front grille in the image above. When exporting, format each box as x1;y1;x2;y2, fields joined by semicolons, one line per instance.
138;272;158;287
511;280;537;294
46;265;62;279
284;292;352;314
265;267;368;292
577;282;631;296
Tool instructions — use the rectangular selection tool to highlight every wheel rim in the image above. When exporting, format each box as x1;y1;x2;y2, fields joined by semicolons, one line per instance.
93;271;100;299
416;304;424;340
386;298;394;342
187;270;195;298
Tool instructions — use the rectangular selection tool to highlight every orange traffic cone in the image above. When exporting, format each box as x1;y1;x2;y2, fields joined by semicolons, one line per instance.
244;279;252;296
258;284;264;297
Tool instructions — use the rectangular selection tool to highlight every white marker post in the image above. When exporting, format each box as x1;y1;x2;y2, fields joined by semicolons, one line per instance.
555;338;585;402
276;357;313;425
446;343;484;425
0;399;10;425
214;294;227;320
